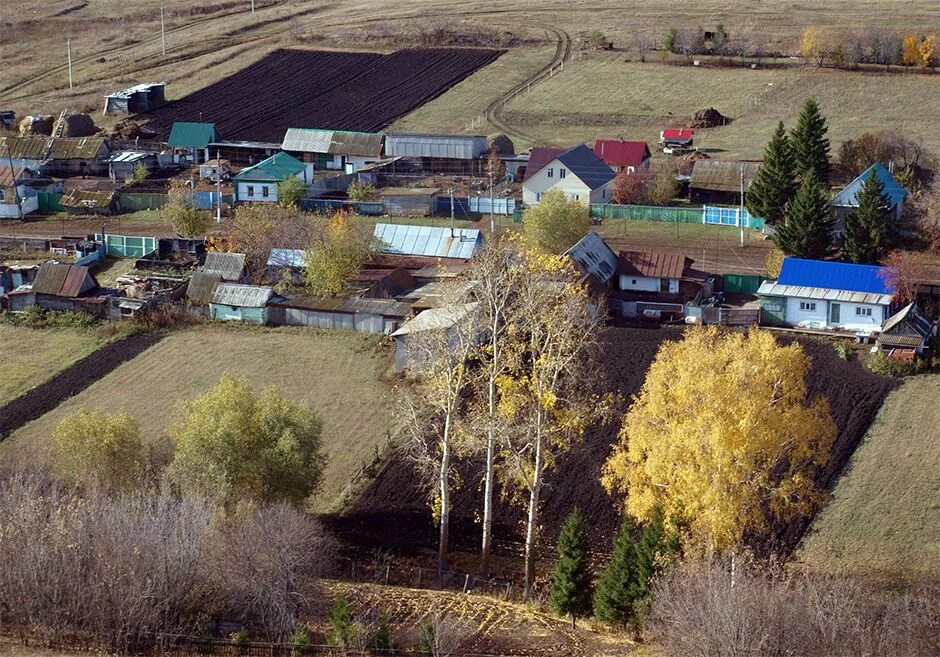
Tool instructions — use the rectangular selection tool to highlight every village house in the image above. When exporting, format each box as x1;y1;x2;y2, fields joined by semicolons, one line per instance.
566;231;618;290
617;250;710;320
233;152;312;203
167;122;218;164
521;143;615;206
209;283;274;324
876;303;936;360
0;136;111;177
6;262;107;317
0;164;59;201
831;162;908;233
282;128;384;173
757;257;894;332
689;159;760;205
659;128;694;154
593;140;652;174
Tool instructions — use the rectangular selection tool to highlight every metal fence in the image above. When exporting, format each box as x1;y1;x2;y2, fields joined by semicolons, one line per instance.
36;191;65;213
74;244;106;266
703;205;765;230
722;273;767;294
300;198;385;216
434;196;517;216
120;192;168;212
589;203;703;223
192;192;234;210
95;233;158;258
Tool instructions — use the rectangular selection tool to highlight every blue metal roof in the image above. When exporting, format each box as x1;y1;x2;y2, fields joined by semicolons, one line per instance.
373;223;483;259
777;257;895;295
555;144;616;190
831;162;908;208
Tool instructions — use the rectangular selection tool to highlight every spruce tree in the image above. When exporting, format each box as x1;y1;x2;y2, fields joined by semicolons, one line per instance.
549;509;593;627
746;121;797;224
843;171;893;264
593;517;641;625
790;99;831;182
775;170;835;260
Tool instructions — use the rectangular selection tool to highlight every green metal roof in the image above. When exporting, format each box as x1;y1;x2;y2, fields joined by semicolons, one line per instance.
233;151;306;182
168;122;217;149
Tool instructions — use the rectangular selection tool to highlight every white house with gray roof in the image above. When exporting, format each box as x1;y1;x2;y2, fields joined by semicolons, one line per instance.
522;144;616;206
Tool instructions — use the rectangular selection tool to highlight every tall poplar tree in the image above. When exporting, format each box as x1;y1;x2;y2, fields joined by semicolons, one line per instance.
790;99;831;182
746;122;797;224
775;170;835;260
549;509;593;627
843;171;893;264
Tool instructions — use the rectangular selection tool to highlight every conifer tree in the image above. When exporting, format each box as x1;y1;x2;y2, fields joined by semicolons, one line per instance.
775;170;834;260
746;122;797;224
843;171;893;264
790;99;831;182
593;517;641;625
549;509;593;627
634;509;680;593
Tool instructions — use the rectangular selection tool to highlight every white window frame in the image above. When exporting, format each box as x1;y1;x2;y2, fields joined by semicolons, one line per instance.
856;307;872;317
536;192;542;201
800;301;817;311
559;168;567;179
262;185;270;198
247;185;255;198
547;167;554;178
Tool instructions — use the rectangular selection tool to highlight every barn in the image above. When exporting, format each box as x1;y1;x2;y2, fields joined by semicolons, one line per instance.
384;133;488;175
282;128;384;173
689;160;760;204
104;83;166;114
378;188;439;216
267;296;412;334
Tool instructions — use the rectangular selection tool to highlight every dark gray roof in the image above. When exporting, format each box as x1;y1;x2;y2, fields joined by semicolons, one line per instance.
186;271;222;305
532;144;615;190
203;252;246;281
210;283;273;308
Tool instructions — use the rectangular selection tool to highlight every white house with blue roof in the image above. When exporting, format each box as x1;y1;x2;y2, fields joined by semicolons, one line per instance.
831;162;908;232
757;257;896;333
522;144;616;206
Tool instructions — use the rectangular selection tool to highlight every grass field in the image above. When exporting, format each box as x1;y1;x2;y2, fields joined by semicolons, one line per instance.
0;325;105;406
3;326;396;513
499;53;940;154
798;374;940;580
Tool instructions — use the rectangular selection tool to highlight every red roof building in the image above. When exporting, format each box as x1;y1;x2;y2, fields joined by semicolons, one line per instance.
593;140;652;172
660;129;695;141
522;146;565;180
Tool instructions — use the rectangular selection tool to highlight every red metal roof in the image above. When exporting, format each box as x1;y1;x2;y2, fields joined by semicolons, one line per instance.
593;140;650;167
523;147;565;180
618;250;692;280
661;129;695;140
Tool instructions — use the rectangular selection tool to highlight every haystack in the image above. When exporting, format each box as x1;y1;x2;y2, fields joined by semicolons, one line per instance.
55;113;98;137
487;133;515;155
688;107;731;129
18;115;53;136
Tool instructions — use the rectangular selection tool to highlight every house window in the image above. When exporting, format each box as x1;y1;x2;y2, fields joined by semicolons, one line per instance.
547;167;554;178
559;168;567;179
799;301;817;311
536;192;543;201
660;278;670;293
631;279;637;285
262;186;270;198
574;194;580;200
856;307;872;317
247;185;255;198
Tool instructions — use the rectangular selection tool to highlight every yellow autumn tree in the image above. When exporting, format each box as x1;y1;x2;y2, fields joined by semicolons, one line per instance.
919;34;936;68
521;188;591;253
902;34;921;66
800;27;827;67
601;327;836;554
304;210;379;296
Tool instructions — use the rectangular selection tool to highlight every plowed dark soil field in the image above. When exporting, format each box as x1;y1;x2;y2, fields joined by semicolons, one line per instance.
145;48;503;142
331;327;896;563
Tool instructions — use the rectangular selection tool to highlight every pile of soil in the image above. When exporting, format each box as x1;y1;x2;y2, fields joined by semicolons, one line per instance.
54;112;98;137
18;115;53;135
334;327;897;561
487;133;515;155
687;107;732;128
109;119;157;140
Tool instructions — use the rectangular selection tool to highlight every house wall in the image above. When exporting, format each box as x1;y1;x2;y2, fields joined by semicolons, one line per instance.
523;162;592;205
619;275;678;294
268;305;401;334
209;303;267;324
236;181;277;202
782;296;887;331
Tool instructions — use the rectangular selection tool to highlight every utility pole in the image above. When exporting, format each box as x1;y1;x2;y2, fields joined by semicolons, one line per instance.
739;162;745;248
66;39;73;89
449;185;455;230
489;166;495;236
216;149;222;224
160;5;166;57
6;144;22;220
251;0;255;15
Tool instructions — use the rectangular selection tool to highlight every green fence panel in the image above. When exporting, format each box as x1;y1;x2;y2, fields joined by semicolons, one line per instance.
723;274;767;294
97;234;157;258
590;204;703;223
36;192;65;213
119;193;168;212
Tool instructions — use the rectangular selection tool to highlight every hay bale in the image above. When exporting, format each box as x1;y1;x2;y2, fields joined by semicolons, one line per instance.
688;108;732;129
487;133;515;155
18;115;54;135
55;113;98;137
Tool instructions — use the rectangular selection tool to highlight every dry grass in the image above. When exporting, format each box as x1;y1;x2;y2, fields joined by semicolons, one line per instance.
798;374;940;580
0;325;105;406
3;325;396;512
500;53;940;154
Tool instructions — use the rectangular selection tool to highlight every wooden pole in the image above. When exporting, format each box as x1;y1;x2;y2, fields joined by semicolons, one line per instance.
160;5;166;57
67;39;73;89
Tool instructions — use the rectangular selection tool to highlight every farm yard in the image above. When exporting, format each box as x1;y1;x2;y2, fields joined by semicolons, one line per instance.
798;375;940;580
337;327;896;565
144;48;504;141
0;326;396;513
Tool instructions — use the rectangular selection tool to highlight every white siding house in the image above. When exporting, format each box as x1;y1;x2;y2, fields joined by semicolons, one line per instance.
232;152;312;204
522;144;615;206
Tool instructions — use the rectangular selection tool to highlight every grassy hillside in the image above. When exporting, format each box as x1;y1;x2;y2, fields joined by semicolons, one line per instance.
0;325;105;406
798;374;940;580
3;326;396;512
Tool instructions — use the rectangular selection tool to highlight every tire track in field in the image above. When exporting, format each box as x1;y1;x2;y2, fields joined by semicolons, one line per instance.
0;332;163;440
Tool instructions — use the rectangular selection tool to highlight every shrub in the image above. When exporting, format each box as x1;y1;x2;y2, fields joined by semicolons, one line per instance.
867;351;928;377
347;179;378;202
834;340;854;360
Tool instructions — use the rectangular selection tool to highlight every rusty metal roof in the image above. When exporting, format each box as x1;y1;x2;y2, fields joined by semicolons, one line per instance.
61;265;94;297
618;250;692;280
31;262;71;295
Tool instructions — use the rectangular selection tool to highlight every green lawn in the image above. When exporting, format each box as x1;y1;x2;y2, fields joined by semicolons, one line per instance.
0;325;105;406
798;374;940;580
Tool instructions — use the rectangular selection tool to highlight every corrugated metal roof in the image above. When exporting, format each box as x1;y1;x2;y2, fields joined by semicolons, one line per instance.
60;189;116;209
527;144;615;190
593;140;650;167
831;162;908;208
211;283;272;307
282;128;333;154
661;129;694;141
618;250;691;280
524;147;565;180
384;133;487;159
267;248;307;268
233;151;306;182
31;262;71;295
186;271;222;305
168;122;217;149
373;223;483;260
757;281;893;306
273;295;412;317
282;129;384;157
391;302;478;336
566;232;617;284
778;257;894;295
690;160;761;193
880;302;934;338
203;252;246;281
108;151;154;163
106;83;165;99
61;265;93;297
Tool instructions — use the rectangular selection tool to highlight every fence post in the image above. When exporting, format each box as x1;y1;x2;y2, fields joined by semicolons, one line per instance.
463;574;470;593
417;568;422;588
385;563;390;586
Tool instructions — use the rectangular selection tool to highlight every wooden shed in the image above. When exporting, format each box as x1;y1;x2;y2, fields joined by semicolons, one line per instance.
267;296;412;334
209;283;273;324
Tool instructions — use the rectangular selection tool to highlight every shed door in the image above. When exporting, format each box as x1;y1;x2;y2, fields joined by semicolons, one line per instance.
830;303;841;324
